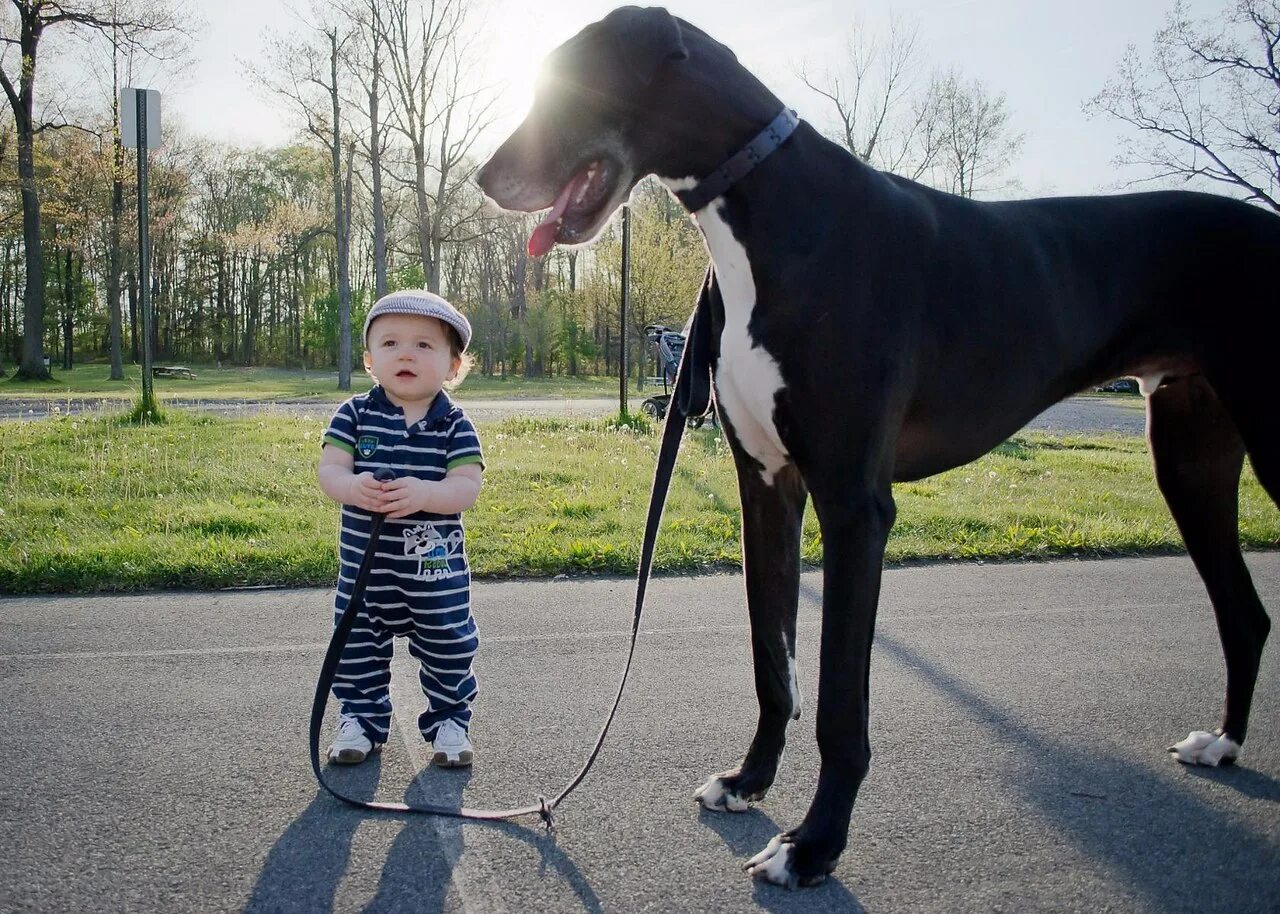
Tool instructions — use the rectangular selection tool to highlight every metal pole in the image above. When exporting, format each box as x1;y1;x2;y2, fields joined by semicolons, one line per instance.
136;89;155;414
619;203;630;416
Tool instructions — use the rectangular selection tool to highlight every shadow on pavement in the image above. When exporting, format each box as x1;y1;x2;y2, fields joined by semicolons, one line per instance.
696;807;867;912
362;766;472;911
875;631;1277;911
246;756;384;912
488;819;605;913
246;759;604;913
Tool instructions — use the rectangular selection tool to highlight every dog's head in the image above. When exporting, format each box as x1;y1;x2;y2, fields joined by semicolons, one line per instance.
476;6;779;257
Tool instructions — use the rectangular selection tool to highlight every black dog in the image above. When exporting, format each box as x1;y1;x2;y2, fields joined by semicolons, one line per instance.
477;6;1279;888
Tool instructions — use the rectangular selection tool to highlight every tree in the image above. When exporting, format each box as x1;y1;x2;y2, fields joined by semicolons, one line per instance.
0;0;185;379
1087;0;1279;212
380;0;463;294
256;4;357;388
344;0;389;300
801;21;1023;197
924;70;1024;199
798;16;936;178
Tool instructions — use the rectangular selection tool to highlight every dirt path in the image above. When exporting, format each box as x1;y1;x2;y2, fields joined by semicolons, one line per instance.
0;394;1146;434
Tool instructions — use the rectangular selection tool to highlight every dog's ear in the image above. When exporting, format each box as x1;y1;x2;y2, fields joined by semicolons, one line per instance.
615;6;688;85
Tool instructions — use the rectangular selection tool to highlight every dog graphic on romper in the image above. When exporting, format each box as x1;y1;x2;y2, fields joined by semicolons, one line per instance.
403;522;464;581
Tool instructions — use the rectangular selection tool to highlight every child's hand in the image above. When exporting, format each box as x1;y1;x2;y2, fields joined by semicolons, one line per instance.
347;472;386;513
381;477;432;518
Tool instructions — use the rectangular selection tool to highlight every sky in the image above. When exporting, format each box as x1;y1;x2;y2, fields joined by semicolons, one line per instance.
167;0;1225;198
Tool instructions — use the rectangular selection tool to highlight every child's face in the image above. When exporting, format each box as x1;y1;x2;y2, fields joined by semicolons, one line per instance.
363;313;461;405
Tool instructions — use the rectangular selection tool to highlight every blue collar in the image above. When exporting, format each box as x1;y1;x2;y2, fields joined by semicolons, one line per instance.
674;108;800;214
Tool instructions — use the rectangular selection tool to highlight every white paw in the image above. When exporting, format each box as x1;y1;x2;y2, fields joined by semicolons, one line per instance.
745;835;797;887
694;774;751;812
1168;730;1241;767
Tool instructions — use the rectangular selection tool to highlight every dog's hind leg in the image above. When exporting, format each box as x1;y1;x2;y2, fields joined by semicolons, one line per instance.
1147;375;1271;766
695;459;808;813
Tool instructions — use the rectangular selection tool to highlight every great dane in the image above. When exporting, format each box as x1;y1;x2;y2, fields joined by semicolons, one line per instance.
477;6;1279;888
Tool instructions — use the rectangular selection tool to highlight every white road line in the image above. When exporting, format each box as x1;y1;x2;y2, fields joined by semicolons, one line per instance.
0;601;1203;662
389;653;499;914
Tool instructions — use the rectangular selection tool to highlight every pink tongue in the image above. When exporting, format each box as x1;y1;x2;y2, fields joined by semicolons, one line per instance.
527;174;584;258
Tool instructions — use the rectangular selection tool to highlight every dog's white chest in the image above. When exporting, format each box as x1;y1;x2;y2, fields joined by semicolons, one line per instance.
690;198;791;484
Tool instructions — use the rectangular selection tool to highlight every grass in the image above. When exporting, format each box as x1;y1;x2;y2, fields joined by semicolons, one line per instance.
0;363;619;402
0;412;1275;594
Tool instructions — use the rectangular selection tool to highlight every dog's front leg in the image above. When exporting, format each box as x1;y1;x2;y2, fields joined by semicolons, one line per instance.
746;483;896;888
696;459;807;812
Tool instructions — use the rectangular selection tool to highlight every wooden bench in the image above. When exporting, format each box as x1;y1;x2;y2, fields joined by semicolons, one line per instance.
153;366;197;380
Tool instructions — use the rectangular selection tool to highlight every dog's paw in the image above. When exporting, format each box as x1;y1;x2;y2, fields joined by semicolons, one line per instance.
745;835;798;887
694;772;754;812
744;834;832;888
1168;729;1240;766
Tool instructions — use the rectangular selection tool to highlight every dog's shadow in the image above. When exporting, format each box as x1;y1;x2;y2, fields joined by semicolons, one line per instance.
697;808;868;913
874;630;1280;908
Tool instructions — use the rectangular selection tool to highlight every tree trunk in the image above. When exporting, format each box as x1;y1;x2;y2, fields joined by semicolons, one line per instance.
369;23;387;300
62;247;73;370
415;140;433;292
127;269;138;362
15;102;47;379
107;43;125;380
332;31;353;392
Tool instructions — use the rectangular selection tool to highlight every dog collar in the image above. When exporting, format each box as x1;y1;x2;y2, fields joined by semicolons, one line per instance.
674;108;800;214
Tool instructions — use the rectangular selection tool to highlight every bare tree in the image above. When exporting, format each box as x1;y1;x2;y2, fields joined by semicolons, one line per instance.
343;0;389;299
799;19;1021;194
925;70;1025;198
0;0;186;379
1087;0;1279;212
379;0;463;293
255;4;357;388
798;16;937;177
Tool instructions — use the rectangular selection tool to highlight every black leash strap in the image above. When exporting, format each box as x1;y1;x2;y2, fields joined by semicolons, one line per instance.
310;284;715;827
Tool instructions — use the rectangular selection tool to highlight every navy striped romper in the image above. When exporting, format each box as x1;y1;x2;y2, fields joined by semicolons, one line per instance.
322;385;485;745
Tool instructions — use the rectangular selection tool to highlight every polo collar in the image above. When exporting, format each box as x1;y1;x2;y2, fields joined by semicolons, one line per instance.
369;386;457;428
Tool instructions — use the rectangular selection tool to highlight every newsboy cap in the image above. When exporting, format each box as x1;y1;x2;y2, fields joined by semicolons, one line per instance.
363;289;472;352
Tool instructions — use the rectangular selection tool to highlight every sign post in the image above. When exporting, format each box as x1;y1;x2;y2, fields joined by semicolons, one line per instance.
121;88;161;415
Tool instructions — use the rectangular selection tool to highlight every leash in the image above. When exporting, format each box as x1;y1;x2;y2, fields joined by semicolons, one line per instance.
309;289;715;829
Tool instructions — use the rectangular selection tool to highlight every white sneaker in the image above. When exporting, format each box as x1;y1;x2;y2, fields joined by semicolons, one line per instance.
328;713;376;765
431;719;473;767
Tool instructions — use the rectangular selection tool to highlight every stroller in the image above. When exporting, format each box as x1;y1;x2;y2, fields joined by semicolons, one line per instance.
639;325;713;429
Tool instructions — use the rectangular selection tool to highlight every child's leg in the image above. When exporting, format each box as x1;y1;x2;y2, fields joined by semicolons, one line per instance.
406;612;479;741
331;611;395;745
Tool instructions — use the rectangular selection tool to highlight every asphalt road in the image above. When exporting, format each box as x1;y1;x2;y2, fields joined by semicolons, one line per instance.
0;394;1148;435
2;554;1277;913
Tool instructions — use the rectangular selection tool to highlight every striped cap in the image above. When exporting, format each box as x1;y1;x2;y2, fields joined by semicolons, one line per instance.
363;289;472;352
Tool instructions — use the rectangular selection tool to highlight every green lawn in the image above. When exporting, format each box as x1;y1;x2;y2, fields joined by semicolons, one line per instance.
0;363;618;402
1;411;1275;594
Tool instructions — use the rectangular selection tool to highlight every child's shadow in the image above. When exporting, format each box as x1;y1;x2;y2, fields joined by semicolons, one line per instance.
364;765;474;911
246;755;386;912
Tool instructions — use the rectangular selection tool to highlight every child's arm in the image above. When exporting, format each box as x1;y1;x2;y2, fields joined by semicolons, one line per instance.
380;464;483;519
318;444;386;513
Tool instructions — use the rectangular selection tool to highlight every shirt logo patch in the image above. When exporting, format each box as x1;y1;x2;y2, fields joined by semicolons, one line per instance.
357;435;378;459
404;523;464;580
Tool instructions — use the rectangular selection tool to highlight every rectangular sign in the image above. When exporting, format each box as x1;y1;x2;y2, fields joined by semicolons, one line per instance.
120;88;161;149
